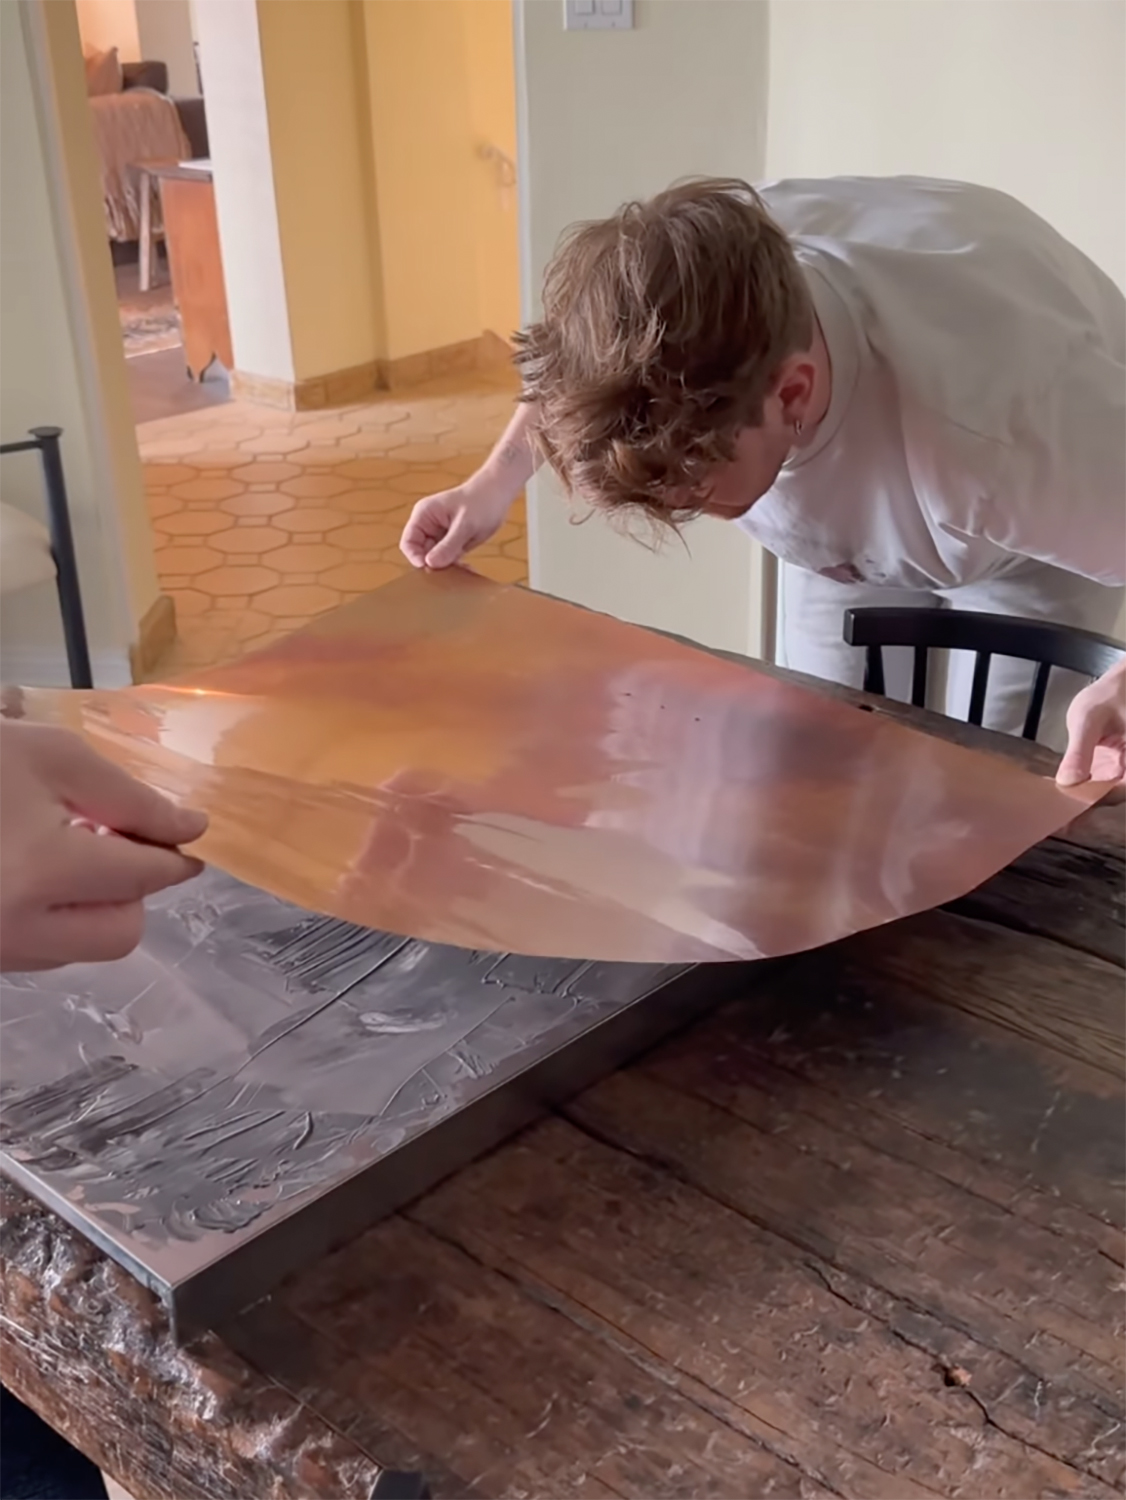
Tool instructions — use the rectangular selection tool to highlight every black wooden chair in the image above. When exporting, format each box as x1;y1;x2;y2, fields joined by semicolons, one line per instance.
843;606;1126;741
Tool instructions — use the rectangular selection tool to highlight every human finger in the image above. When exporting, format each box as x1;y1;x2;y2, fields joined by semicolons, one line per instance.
424;509;477;569
41;728;207;845
400;496;453;568
1056;702;1107;787
44;825;204;905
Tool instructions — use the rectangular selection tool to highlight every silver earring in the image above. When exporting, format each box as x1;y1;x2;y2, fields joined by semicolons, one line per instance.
793;418;804;437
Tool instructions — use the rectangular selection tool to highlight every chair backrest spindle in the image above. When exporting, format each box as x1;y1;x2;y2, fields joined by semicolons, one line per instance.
967;651;992;726
842;607;1124;741
1023;660;1053;741
911;646;929;708
863;644;886;696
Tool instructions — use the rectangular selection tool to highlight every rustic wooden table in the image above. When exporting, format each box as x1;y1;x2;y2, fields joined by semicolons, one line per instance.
1;676;1122;1500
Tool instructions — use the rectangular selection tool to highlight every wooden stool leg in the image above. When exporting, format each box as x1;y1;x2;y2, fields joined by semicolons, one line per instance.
138;170;153;294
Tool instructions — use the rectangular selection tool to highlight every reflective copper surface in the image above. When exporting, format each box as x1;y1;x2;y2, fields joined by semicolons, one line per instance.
21;569;1103;962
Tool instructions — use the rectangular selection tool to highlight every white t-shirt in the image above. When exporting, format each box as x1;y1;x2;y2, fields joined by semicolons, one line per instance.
738;177;1126;590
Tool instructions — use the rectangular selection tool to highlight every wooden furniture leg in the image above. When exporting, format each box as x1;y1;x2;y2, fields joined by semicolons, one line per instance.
138;167;154;294
158;175;233;382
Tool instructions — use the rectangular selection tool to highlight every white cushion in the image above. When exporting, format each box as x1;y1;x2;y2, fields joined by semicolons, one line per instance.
0;502;56;594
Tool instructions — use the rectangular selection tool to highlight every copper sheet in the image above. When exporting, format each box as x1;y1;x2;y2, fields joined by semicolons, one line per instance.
19;569;1102;963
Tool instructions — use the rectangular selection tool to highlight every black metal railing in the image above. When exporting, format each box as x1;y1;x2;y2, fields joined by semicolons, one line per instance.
0;426;93;688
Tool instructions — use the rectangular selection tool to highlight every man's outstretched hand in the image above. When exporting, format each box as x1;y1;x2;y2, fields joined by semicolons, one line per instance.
1057;657;1126;795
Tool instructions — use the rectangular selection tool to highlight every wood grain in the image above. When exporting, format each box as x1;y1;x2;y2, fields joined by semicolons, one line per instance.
0;1181;379;1500
950;834;1125;965
411;1117;1124;1495
273;1214;839;1500
844;909;1124;1076
567;1067;1123;1393
158;175;232;381
3;652;1123;1500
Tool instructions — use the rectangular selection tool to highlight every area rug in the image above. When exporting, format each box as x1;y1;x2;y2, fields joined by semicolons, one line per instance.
119;294;181;358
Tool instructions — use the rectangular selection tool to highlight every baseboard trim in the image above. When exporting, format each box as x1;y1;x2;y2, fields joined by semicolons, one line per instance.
231;333;516;411
378;336;480;390
129;592;177;681
478;328;517;370
231;361;383;412
0;644;132;690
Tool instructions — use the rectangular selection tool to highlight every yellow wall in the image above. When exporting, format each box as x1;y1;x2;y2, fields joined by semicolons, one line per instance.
2;0;161;686
362;0;482;361
200;0;517;384
461;0;521;344
257;0;383;381
74;0;140;59
361;0;519;362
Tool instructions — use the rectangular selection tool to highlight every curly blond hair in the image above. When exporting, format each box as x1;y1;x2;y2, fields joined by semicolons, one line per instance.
514;178;812;527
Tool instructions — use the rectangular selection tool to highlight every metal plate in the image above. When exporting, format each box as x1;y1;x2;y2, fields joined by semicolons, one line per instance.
17;569;1102;963
1;574;1103;1333
0;865;757;1335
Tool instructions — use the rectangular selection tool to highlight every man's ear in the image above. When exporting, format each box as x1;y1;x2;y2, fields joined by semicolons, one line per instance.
771;352;817;425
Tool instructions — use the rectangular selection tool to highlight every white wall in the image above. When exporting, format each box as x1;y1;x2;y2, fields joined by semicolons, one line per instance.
135;0;198;97
514;0;772;655
2;0;161;687
766;0;1125;290
766;0;1126;639
191;0;294;384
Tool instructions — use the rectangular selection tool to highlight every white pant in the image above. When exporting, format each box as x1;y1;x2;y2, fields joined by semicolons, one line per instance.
779;562;1125;751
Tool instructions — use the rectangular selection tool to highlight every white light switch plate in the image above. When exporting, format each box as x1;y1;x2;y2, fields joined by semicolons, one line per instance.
564;0;634;31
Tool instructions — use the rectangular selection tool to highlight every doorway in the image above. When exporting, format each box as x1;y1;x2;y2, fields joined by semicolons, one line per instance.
52;0;525;676
74;0;229;424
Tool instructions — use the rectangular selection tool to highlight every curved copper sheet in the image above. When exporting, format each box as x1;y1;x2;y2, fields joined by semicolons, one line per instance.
20;570;1102;962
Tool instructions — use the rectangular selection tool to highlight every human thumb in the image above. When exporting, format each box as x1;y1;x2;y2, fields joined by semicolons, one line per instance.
1056;711;1103;787
425;511;473;569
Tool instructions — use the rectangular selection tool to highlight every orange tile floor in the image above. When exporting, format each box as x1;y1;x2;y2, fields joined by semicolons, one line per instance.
139;370;526;676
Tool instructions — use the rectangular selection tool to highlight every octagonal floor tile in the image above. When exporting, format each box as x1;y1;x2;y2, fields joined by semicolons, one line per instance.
144;463;200;488
318;561;402;593
169;478;247;503
229;461;302;484
220;491;296;517
194;565;282;596
153;545;226;575
272;507;350;533
211;526;291;554
255;583;342;617
160;509;233;536
335;457;410;481
330;521;402;551
263;542;348;574
238;433;310;455
279;474;353;499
